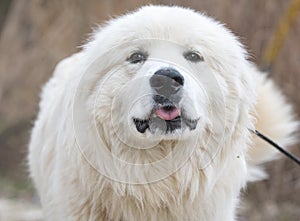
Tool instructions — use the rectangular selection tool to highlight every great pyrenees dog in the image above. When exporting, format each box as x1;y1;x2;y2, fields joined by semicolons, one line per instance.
28;5;297;221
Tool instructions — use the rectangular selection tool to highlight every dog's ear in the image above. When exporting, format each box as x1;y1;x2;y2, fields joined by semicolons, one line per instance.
247;72;298;181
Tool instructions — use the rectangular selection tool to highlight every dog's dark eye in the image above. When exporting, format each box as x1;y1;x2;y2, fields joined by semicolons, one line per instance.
127;51;148;64
184;51;204;62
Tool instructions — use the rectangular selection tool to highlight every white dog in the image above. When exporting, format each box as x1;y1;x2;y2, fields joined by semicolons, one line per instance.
28;5;297;221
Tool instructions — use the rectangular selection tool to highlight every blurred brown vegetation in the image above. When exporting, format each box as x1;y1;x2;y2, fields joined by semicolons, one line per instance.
0;0;299;220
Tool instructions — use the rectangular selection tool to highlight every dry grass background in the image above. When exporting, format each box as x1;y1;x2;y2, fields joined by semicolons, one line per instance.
0;0;299;220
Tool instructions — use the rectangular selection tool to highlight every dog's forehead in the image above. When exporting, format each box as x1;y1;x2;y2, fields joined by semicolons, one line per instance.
147;41;184;58
135;43;189;74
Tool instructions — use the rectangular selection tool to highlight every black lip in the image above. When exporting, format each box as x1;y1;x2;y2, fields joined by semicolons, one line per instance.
184;118;198;130
149;116;182;133
133;116;198;134
133;118;149;133
133;95;198;134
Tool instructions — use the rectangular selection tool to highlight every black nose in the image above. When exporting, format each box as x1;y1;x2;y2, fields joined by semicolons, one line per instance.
150;68;184;95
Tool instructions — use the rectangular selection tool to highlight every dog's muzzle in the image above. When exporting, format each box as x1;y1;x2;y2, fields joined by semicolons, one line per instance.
133;68;199;134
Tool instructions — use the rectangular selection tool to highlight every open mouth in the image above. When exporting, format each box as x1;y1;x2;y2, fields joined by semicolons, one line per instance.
133;101;199;134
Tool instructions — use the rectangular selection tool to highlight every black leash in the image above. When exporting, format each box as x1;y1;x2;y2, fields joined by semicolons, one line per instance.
250;129;300;166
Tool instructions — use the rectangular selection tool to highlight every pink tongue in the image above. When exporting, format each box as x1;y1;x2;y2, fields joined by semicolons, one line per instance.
155;107;180;121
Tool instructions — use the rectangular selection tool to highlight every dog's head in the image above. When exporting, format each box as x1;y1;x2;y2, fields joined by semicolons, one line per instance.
82;6;255;142
106;39;215;141
73;6;256;177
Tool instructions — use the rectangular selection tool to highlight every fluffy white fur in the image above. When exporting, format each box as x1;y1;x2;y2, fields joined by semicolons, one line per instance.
28;6;297;221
